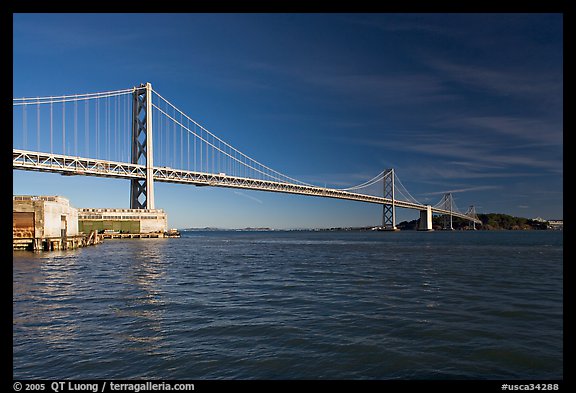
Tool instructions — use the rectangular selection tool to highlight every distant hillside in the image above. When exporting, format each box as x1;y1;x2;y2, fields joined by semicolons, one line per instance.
476;213;548;230
397;213;549;230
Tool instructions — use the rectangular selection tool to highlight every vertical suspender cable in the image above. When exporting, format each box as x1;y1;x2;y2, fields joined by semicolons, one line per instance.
206;132;214;173
156;101;161;166
180;112;183;170
23;104;27;149
211;134;214;174
74;97;78;156
124;94;127;163
109;96;112;161
117;95;120;162
158;102;162;165
104;96;107;160
156;100;160;166
62;101;66;155
153;101;157;165
96;99;99;158
173;107;176;168
112;95;115;161
37;100;40;152
50;100;53;154
165;105;169;167
201;127;204;172
115;95;119;162
85;99;89;158
118;95;121;162
106;96;109;160
125;95;128;163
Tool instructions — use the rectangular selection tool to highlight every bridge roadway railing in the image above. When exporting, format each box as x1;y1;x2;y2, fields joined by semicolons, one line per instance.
13;149;481;223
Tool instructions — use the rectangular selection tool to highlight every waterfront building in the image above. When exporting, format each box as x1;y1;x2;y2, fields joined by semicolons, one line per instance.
78;208;168;234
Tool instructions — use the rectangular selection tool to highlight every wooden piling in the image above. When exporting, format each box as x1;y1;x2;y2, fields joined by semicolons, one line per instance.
13;233;103;252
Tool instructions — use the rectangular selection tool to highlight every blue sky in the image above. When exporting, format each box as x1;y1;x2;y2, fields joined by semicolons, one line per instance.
12;13;563;229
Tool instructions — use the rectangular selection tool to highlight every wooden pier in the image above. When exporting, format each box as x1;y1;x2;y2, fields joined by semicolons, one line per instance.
13;230;104;251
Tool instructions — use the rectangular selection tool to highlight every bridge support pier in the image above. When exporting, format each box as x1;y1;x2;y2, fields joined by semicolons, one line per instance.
442;214;454;230
418;205;433;231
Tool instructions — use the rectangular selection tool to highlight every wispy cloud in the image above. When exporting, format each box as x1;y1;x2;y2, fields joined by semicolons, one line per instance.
233;191;263;204
424;58;562;101
305;59;563;181
422;185;501;196
312;73;454;105
245;61;456;107
342;14;452;35
341;132;562;175
438;115;562;146
14;19;142;53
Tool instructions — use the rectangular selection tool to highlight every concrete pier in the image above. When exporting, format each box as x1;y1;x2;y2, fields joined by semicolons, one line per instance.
14;195;175;251
418;205;434;231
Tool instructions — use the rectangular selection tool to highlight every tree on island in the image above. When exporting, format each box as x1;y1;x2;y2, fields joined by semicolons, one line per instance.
397;213;549;230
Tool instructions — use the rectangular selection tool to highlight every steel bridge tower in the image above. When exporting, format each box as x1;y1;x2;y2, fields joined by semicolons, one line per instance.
442;192;454;230
382;169;396;230
130;83;155;209
468;205;479;230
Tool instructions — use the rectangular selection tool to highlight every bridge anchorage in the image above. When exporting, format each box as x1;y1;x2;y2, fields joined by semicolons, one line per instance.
13;82;482;229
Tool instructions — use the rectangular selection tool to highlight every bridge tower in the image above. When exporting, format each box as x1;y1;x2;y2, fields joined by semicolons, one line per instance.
382;169;397;230
442;192;454;230
468;205;479;230
130;83;155;209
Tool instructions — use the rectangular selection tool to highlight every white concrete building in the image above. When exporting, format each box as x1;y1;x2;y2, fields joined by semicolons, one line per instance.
13;195;79;239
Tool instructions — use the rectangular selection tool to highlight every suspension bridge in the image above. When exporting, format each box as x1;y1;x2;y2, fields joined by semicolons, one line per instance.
13;83;481;230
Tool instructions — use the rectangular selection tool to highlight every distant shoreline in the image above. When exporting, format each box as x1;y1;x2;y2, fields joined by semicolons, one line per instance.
179;226;562;232
178;214;561;233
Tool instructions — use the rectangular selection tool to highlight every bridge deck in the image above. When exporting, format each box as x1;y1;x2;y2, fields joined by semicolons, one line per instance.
13;149;481;223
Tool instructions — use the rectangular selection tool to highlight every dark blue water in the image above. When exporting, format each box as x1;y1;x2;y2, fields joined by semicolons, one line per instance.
13;230;563;379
